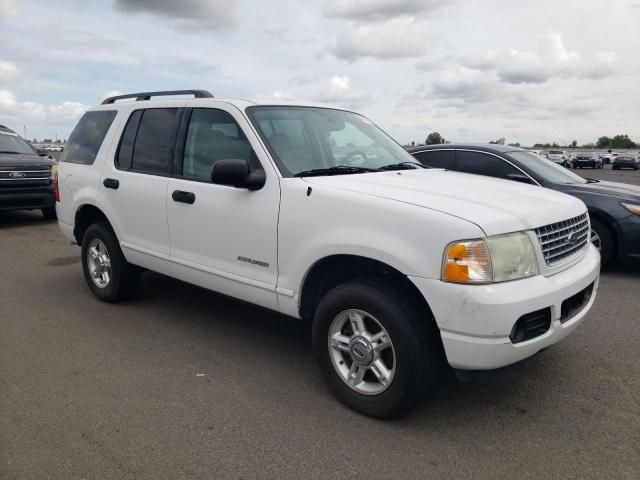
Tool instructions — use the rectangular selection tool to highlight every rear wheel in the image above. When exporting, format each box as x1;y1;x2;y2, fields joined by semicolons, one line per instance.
590;217;614;267
312;280;441;418
81;223;139;302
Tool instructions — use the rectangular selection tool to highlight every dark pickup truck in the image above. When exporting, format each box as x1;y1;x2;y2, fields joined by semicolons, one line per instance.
0;125;57;219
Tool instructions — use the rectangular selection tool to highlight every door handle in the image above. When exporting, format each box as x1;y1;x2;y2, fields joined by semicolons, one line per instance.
103;178;119;189
172;190;196;204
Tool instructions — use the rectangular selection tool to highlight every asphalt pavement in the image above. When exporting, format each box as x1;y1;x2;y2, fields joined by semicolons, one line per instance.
1;165;639;479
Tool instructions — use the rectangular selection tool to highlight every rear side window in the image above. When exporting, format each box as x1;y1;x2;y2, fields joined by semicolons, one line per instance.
130;108;180;174
62;111;117;165
412;150;455;169
456;151;519;179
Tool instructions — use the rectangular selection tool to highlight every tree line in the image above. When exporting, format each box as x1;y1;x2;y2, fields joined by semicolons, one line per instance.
413;132;638;149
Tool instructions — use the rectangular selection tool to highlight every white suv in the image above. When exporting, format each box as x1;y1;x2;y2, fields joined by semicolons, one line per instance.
56;90;600;417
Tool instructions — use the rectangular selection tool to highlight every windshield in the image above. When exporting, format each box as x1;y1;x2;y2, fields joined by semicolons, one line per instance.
247;106;415;177
0;130;36;154
509;151;587;184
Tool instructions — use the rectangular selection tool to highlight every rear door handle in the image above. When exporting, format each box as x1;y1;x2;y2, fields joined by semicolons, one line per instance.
172;190;196;204
103;178;119;189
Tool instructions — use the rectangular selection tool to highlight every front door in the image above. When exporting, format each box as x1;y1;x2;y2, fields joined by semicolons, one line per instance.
166;107;280;310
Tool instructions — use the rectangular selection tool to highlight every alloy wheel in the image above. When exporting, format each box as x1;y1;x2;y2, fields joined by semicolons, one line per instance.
328;309;396;395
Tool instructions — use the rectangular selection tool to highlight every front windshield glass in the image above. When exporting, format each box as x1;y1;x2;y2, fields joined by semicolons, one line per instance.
247;106;415;176
509;151;587;184
0;131;35;154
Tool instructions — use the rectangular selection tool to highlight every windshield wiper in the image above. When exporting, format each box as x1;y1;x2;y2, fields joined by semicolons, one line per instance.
585;178;600;183
377;161;426;171
0;151;22;154
293;165;378;177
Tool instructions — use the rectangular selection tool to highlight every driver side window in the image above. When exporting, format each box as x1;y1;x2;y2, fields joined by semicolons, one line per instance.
183;109;256;181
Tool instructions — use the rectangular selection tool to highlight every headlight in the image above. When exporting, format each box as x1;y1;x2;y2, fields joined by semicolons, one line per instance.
443;232;538;284
622;203;640;217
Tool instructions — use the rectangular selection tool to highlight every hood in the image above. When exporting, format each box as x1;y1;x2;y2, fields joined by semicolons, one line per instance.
303;169;587;236
565;180;640;203
0;152;56;167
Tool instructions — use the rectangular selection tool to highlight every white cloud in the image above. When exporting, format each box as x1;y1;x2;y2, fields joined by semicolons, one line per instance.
323;0;446;21
315;76;373;109
0;0;15;19
114;0;238;30
466;34;616;84
0;89;88;131
332;18;429;61
0;59;20;83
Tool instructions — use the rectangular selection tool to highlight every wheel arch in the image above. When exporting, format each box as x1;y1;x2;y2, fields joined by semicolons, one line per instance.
299;254;437;327
74;204;117;246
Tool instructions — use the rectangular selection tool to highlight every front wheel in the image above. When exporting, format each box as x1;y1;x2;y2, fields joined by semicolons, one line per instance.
312;280;442;418
81;223;139;302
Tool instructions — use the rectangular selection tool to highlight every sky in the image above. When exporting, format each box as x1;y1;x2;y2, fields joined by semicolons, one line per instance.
0;0;639;146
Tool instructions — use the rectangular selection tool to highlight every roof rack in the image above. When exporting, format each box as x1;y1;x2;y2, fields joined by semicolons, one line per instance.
101;89;213;105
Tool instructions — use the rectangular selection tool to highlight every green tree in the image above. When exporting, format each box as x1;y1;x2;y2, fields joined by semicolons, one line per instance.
609;134;637;149
596;136;611;148
489;137;505;145
571;140;577;148
425;132;444;145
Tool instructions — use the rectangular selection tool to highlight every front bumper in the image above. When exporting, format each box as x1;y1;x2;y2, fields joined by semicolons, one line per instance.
410;244;600;370
0;187;55;211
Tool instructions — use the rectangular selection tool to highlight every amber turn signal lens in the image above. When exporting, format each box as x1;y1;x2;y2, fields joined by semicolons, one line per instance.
443;240;492;283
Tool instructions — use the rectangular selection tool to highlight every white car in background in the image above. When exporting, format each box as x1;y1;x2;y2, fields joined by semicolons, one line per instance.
547;150;568;167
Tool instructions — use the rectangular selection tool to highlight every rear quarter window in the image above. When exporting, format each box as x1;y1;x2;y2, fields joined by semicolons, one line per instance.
62;110;117;165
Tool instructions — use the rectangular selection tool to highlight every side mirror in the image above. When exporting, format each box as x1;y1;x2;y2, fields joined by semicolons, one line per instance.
506;173;534;184
36;148;49;157
210;159;265;191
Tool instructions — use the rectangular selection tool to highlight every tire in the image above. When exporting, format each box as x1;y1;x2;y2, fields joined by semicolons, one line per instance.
312;280;442;418
81;222;139;302
590;217;615;268
42;207;57;219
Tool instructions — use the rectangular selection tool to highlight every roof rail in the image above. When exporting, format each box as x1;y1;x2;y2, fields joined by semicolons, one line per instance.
101;89;213;105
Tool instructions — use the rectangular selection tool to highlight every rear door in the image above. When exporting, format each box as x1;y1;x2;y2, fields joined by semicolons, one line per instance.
99;107;182;258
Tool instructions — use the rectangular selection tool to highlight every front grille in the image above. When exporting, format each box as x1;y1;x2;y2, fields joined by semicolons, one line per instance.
510;307;552;344
561;283;594;323
535;213;589;266
0;165;51;187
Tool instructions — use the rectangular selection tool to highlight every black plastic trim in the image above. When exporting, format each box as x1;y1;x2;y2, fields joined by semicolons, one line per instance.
102;90;213;104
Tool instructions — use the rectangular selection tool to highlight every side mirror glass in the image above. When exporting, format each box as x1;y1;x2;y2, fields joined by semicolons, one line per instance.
210;159;265;191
